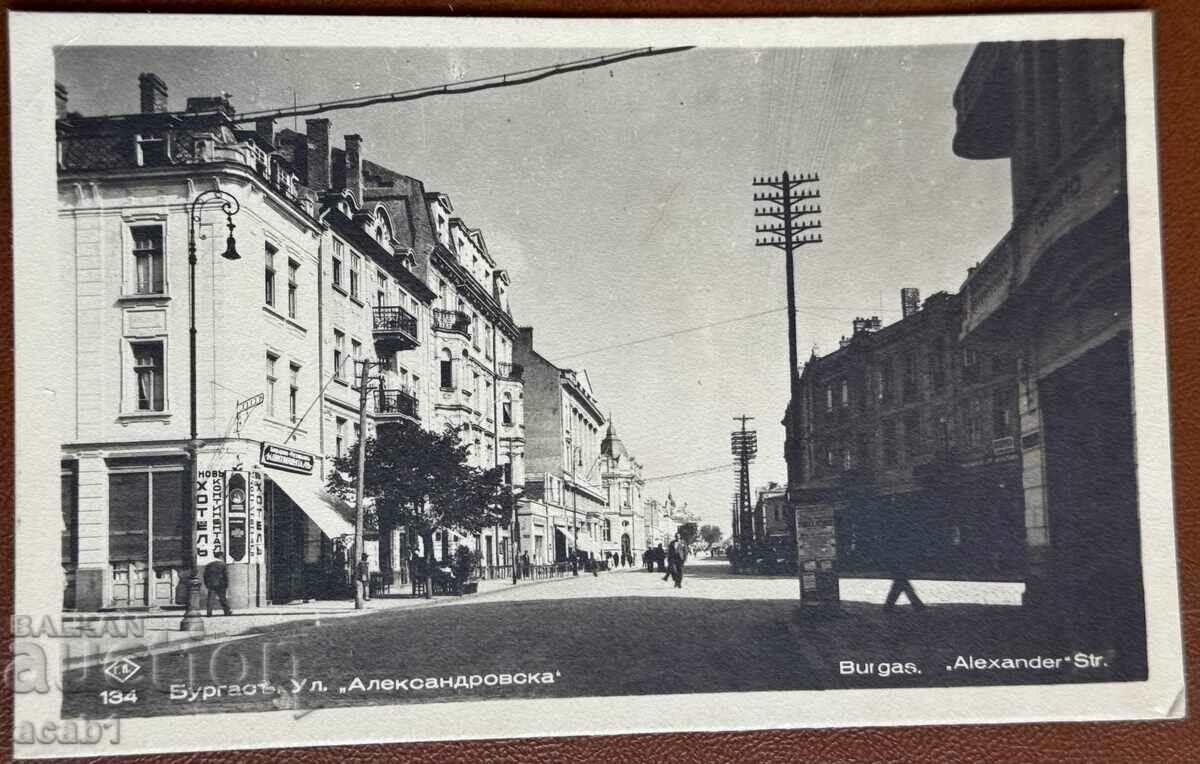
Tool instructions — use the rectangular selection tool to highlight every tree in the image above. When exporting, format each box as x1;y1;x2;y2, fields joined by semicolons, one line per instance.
326;420;507;590
677;522;700;547
699;524;724;549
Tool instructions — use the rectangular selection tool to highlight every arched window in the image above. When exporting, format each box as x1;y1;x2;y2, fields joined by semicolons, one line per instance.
439;348;453;389
502;392;513;426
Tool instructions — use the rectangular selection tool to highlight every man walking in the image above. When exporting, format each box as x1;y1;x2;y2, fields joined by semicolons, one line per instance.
356;552;372;603
203;559;232;617
882;527;926;611
670;534;688;588
663;537;676;582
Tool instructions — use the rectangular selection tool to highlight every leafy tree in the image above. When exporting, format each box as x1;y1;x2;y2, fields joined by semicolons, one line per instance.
699;524;724;548
326;420;507;578
677;521;700;547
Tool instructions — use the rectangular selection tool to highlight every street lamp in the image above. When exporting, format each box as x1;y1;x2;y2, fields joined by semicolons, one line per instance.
180;188;241;632
565;435;581;576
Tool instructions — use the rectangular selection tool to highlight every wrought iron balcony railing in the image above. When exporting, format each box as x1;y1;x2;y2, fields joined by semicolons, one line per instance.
433;309;471;337
372;305;419;351
376;388;420;420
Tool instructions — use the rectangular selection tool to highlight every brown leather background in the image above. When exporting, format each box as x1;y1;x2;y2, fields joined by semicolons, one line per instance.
2;0;1196;761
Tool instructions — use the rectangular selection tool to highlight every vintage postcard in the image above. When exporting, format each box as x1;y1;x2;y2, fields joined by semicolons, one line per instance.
7;10;1182;759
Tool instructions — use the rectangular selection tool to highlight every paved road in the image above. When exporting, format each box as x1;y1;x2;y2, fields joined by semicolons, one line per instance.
62;561;820;718
63;560;1122;721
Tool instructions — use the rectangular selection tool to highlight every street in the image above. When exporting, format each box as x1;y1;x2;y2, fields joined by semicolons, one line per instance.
61;560;1128;720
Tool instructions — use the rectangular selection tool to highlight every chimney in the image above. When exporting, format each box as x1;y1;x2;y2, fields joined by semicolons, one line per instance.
305;118;331;193
54;82;68;119
138;73;168;114
901;287;921;318
869;316;882;331
344;134;363;206
254;118;275;150
852;317;867;334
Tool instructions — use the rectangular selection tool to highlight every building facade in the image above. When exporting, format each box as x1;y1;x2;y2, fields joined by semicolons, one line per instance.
58;73;527;610
598;420;646;562
515;328;608;562
791;290;1024;578
952;40;1142;672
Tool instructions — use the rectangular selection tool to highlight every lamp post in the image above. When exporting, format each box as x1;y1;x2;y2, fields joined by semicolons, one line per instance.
565;435;580;576
180;188;242;632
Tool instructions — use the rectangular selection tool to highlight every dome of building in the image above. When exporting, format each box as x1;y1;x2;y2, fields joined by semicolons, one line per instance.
600;419;630;461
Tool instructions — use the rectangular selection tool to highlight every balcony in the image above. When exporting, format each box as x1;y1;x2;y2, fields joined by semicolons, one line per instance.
372;306;419;352
376;388;420;422
433;309;471;338
497;362;524;382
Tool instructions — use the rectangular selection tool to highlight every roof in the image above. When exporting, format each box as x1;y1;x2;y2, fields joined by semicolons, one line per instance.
323;208;436;303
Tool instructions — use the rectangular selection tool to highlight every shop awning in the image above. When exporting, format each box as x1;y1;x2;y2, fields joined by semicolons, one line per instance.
265;468;355;541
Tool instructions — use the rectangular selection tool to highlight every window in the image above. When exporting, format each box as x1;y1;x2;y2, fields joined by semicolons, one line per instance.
825;386;834;413
502;392;513;426
131;225;164;294
879;358;894;403
135;133;168;166
438;280;448;309
603;519;612;542
350;339;363;387
376;270;387;307
287;259;299;318
440;349;453;389
840;379;850;408
993;391;1014;437
904;410;922;459
350;253;361;299
857;431;869;467
335;417;347;459
264;244;277;307
131;341;165;411
485;324;494;359
108;463;187;606
903;353;918;402
332;240;344;288
842;446;852;471
962;347;979;384
333;330;346;380
825;447;835;469
965;398;984;447
266;353;278;417
354;421;361;445
882;420;898;467
289;363;301;423
472;313;481;349
930;341;946;392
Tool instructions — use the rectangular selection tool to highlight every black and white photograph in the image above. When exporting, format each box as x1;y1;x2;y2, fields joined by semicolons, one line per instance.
7;11;1182;758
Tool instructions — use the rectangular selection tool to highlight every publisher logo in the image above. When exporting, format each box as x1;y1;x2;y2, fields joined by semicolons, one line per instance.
103;657;141;685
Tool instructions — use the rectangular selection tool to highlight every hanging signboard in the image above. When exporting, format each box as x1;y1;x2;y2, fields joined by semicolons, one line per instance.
795;502;840;607
261;442;315;474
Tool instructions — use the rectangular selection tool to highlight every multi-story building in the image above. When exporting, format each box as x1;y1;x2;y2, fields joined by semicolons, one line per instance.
791;290;1023;578
952;40;1141;672
57;72;525;610
598;419;646;562
754;482;790;540
359;160;526;572
515;328;608;562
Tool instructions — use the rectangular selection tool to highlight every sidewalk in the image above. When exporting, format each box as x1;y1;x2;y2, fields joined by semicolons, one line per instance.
61;573;577;669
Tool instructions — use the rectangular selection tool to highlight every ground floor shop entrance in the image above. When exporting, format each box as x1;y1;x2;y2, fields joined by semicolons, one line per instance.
263;472;356;604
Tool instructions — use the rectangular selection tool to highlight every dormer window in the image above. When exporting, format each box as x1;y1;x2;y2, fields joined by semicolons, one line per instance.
135;133;168;166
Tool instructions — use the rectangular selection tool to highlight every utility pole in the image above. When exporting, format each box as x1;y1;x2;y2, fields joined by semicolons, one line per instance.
353;358;385;610
753;172;822;494
730;415;758;551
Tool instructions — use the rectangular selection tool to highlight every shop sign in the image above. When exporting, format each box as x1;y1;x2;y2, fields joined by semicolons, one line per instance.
195;468;265;564
261;443;315;474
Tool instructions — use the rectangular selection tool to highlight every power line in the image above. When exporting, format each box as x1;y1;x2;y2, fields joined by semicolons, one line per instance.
642;462;735;483
232;47;695;124
553;303;900;361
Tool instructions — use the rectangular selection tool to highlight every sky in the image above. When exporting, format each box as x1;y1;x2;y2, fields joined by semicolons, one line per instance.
56;44;1012;531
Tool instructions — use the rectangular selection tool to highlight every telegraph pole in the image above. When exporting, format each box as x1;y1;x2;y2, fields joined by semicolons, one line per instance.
753;172;822;492
730;415;757;551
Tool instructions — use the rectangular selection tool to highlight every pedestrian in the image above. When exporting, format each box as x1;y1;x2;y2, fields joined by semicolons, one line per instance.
671;535;689;588
642;549;650;571
655;543;666;573
356;552;371;603
203;558;232;617
521;551;531;579
882;528;927;612
663;538;676;583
